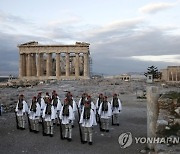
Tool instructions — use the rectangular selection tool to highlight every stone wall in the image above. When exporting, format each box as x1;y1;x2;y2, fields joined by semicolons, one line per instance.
155;92;180;153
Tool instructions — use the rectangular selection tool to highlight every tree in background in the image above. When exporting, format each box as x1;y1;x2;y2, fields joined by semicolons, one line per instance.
144;65;161;79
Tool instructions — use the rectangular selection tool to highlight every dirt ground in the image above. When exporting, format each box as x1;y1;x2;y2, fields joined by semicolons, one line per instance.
0;79;172;154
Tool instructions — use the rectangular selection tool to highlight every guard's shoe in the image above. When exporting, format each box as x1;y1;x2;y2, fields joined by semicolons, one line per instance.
116;124;119;126
67;138;72;142
89;142;93;145
50;134;53;137
106;130;109;132
81;141;87;144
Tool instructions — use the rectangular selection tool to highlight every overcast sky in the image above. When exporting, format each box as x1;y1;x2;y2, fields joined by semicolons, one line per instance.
0;0;180;76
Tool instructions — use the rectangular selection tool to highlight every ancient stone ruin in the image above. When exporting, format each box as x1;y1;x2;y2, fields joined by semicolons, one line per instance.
18;41;90;80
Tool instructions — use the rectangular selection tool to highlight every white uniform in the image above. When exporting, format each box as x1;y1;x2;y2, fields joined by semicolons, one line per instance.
98;101;112;131
59;105;74;140
28;102;41;132
80;106;97;143
15;100;28;129
111;98;122;125
42;104;55;135
52;98;62;118
38;97;45;115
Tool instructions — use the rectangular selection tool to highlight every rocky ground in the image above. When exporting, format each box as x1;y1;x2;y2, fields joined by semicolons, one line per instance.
0;79;179;154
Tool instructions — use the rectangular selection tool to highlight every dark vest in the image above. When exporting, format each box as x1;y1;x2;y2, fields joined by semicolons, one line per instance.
80;97;86;106
53;98;58;107
62;105;69;116
45;104;52;115
37;97;41;106
83;107;91;120
112;98;119;108
30;101;37;112
102;101;108;112
98;98;103;107
18;99;23;110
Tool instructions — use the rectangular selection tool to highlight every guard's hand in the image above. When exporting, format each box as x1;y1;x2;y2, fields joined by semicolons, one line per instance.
119;110;121;112
69;120;72;123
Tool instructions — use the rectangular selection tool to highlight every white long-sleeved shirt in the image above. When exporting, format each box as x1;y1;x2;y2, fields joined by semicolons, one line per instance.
15;100;28;116
28;103;41;120
39;97;46;111
98;102;112;119
51;98;62;118
79;107;97;127
111;98;122;114
42;104;55;121
96;98;103;109
59;105;74;125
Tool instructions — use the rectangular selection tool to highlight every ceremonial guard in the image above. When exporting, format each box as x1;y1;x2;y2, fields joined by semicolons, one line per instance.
98;96;112;132
51;93;62;125
59;98;74;141
28;96;41;133
79;101;97;145
111;93;122;126
96;93;104;110
37;92;45;122
15;94;28;130
78;93;87;112
87;95;96;114
42;98;55;137
66;92;77;126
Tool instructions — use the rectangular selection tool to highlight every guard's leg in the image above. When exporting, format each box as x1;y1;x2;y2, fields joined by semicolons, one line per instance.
22;114;26;129
101;118;105;131
88;127;93;145
115;113;119;125
105;118;109;132
17;116;22;128
68;124;72;141
64;124;68;139
50;121;53;137
34;119;39;132
83;127;88;143
46;121;50;135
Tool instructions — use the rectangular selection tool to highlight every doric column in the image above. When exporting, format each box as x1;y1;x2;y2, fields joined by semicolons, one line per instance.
46;53;52;77
176;70;178;81
31;54;36;76
75;53;80;77
27;54;31;76
22;54;26;76
37;53;42;77
65;53;70;76
83;53;89;77
40;53;44;76
56;53;60;78
19;53;23;78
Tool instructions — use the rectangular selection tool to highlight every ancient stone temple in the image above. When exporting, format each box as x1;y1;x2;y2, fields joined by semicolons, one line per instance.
161;66;180;82
18;41;90;80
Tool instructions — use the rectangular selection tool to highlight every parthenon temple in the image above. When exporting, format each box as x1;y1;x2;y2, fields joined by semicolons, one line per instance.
18;41;90;80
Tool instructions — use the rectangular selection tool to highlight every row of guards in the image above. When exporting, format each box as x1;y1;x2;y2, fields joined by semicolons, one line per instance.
15;90;122;145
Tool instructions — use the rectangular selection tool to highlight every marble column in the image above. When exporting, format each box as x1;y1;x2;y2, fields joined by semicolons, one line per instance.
83;53;89;77
46;53;52;77
75;53;80;77
27;53;31;76
19;54;23;78
22;54;26;76
65;53;70;77
37;53;41;77
32;54;36;76
56;53;60;78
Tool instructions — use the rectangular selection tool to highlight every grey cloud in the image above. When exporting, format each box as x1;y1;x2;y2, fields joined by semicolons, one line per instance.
0;10;32;25
139;2;176;14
